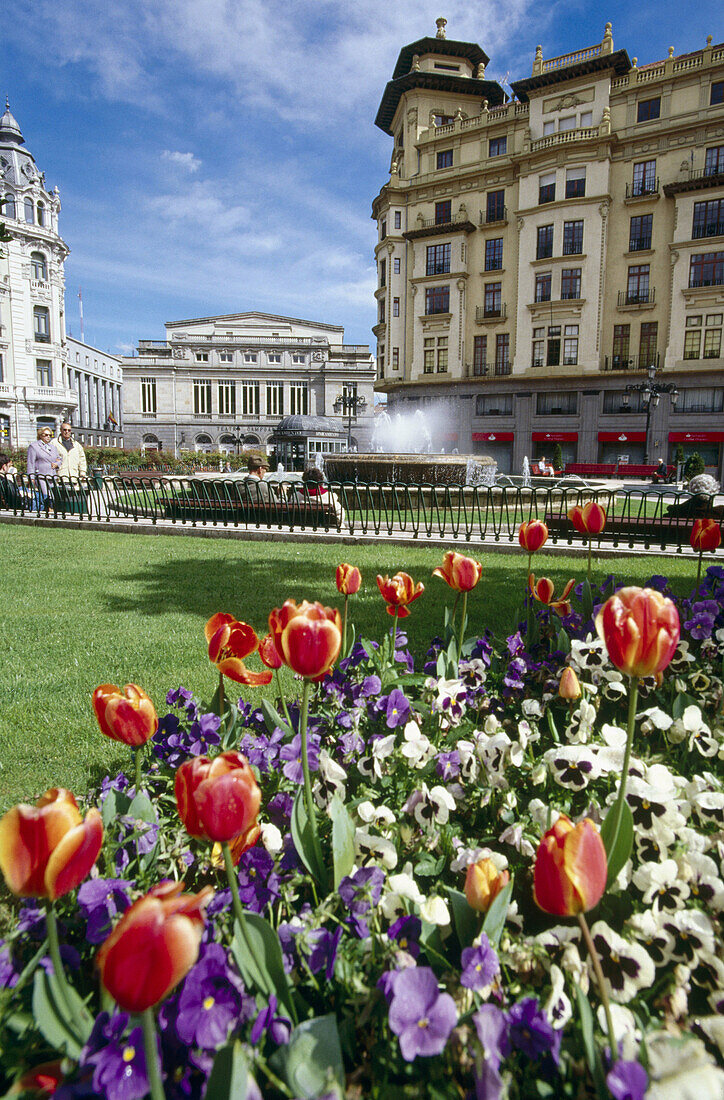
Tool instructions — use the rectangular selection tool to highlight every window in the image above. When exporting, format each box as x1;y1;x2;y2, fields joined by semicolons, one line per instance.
603;389;644;413
31;252;47;280
580;111;592;127
689;251;724;287
379;258;386;286
484;282;502;316
195;352;209;362
33;306;50;343
292;353;306;364
485;238;503;271
434;113;454;127
1;193;16;218
436;149;453;169
381;220;387;240
378;299;385;324
0;355;3;383
637;97;660;122
476;393;513;415
537;391;578;415
426;242;451;275
36;359;52;387
290;382;308;415
704;314;723;358
565;167;585;199
394;211;401;229
495;334;510;373
436;337;448;372
193;378;212;416
393;257;401;274
546;326;561;367
489;136;507;157
626;264;650;303
377;350;385;379
218;380;236;416
486;190;505;223
268;352;281;363
539;172;556;204
612;324;631;366
423;336;448;372
677;386;724;413
473;335;487;375
704;146;724;175
141;377;157;415
241;381;260;416
393;297;400;317
266;382;283;416
693;199;724;240
535;273;551;302
532;327;544;367
563;220;584;255
24;198;34;223
425;285;449;314
711;82;724;106
243;352;257;363
685;314;723;360
632;160;656;195
639;322;658;364
543;120;555;136
563;324;579;365
629;214;653;251
536;224;553;259
435;200;451;225
559;115;576;132
219;352;233;363
392;347;399;370
37;202;45;227
423;338;434;373
561;268;581;300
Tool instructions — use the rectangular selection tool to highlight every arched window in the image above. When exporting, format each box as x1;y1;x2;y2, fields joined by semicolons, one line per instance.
31;252;47;281
36;201;46;227
243;434;260;445
24;198;35;224
142;434;160;451
1;194;16;219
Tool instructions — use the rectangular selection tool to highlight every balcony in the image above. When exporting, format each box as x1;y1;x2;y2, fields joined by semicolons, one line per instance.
24;385;79;407
403;214;476;241
476;304;507;323
480;207;508;226
625;179;660;200
618;288;656;308
492;362;512;376
628;235;653;252
664;167;724;198
601;353;660;372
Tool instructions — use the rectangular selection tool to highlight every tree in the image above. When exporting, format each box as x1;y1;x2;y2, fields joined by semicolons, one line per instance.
683;452;705;482
552;443;563;472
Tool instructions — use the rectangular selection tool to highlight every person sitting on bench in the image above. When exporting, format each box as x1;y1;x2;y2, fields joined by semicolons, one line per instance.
537;455;553;477
652;457;670;484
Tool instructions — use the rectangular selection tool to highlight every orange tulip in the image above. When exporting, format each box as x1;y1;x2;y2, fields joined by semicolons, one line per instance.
269;599;342;680
432;550;482;593
258;631;283;669
205;613;272;687
376;572;425;618
534;815;607;917
518;520;548;554
92;683;158;747
595;586;680;679
464;859;510;913
691;518;721;552
0;788;103;900
175;750;261;852
336;563;362;595
558;667;582;700
97;880;213;1013
529;574;576;617
568;501;607;535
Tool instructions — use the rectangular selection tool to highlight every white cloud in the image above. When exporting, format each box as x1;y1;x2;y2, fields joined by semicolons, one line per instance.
161;150;201;173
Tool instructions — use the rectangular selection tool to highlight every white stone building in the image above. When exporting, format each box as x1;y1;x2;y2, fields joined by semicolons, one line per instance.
65;335;123;447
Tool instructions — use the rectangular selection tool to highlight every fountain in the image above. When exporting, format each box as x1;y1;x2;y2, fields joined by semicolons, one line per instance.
522;456;531;488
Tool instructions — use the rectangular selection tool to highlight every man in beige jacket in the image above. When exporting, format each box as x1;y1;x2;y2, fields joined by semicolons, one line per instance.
54;422;87;479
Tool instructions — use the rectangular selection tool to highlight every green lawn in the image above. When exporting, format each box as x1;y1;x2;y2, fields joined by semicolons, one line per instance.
0;524;697;810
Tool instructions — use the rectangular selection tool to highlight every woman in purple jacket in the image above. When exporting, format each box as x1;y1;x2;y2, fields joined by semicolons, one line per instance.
26;427;61;477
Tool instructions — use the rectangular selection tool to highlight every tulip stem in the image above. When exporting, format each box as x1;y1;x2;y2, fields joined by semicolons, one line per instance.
299;679;324;876
578;911;617;1065
391;608;399;661
141;1008;166;1100
608;678;639;861
696;548;703;591
218;670;225;722
275;668;293;731
457;591;468;672
133;746;142;794
43;900;84;1034
342;594;349;657
587;537;592;583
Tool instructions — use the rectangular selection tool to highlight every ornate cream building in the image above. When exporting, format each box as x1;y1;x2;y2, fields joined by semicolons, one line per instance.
372;21;724;475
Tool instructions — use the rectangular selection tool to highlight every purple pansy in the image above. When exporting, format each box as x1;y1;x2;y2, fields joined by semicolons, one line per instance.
460;935;500;992
236;847;281;913
81;1012;152;1100
279;732;320;784
505;998;560;1064
77;878;133;945
305;926;343;980
250;994;291;1046
436;750;461;780
606;1061;648;1100
174;943;253;1049
389;915;422;959
388;966;457;1062
338;866;385;937
383;688;411;729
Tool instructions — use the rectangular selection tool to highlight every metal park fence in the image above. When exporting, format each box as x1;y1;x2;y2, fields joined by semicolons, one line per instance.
0;473;719;552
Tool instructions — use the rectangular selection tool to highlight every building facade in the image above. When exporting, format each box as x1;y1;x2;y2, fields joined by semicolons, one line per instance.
372;22;724;475
66;335;123;447
121;312;375;461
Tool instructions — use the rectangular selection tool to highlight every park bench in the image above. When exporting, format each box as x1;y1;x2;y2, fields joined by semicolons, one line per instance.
544;510;695;544
162;481;340;527
564;463;617;478
617;463;676;481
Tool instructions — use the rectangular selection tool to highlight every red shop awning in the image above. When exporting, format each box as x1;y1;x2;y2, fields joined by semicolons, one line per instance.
668;431;724;443
532;431;578;442
598;431;647;442
472;431;514;442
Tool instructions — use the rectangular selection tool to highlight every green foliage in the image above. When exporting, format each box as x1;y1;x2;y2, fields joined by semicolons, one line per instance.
552;443;563;471
683;451;705;481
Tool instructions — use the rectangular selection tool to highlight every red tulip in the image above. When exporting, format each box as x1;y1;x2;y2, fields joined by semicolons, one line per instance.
97;880;213;1013
534;815;607;917
0;788;103;900
595;586;680;679
432;550;482;592
92;683;158;747
568;501;607;535
518;520;548;554
9;1061;64;1097
258;631;283;670
376;572;425;618
558;667;582;700
205;613;272;687
529;574;575;617
464;859;509;913
269;599;342;679
691;518;721;552
175;750;261;852
336;563;362;595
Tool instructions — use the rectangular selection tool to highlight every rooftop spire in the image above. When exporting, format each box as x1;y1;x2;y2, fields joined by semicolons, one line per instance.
0;98;24;145
435;17;447;39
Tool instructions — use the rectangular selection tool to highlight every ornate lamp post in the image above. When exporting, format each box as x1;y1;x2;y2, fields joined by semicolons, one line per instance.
333;392;367;449
621;365;678;465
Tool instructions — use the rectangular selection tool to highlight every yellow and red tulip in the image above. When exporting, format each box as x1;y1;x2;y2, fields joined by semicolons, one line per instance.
97;880;213;1013
336;562;362;595
175;750;261;852
258;631;283;670
464;858;510;913
595;586;680;679
691;517;721;553
376;572;425;618
92;683;158;747
533;815;607;917
432;550;482;593
0;788;103;900
205;613;272;686
269;599;342;680
529;574;575;617
568;501;607;535
518;520;548;554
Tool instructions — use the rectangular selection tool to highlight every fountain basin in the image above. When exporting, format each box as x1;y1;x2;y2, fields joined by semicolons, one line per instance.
324;452;497;487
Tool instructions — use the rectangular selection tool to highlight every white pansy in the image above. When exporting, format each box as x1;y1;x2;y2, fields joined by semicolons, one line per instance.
691;790;724;827
696;1016;724;1058
420;895;450;926
356;800;396;831
588;921;655;1003
359;733;396;779
631;859;690;909
482;714;502;735
634;820;676;864
531;762;547;786
403;783;456;827
522;698;544;718
313;749;347;807
661;908;716;962
498;823;535;857
544;744;599;790
678;851;724;911
455;739;479;782
432;678;467;729
596;1004;641;1060
527;799;561;833
544;964;572;1029
380;864;425;920
627;910;675;967
354;829;398;870
645;1031;724;1100
565;698;597;744
260;821;283;854
450;846;508;874
400;721;434;768
638;706;674;735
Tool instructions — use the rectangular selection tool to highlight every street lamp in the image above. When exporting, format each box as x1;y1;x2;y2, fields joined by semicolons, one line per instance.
621;365;678;465
333;392;367;448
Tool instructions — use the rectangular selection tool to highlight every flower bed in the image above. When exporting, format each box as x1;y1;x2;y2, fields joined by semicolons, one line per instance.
1;541;724;1099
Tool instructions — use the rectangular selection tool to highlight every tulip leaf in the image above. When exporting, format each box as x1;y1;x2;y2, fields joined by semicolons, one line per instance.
445;886;478;949
231;914;296;1024
269;1014;344;1099
291;792;328;893
127;791;156;823
601;798;634;886
672;692;697;720
556;628;571;655
261;698;293;738
205;1038;253;1098
100;789;132;827
481;877;514;950
32;969;92;1058
329;794;355;889
575;985;608;1100
582;578;594;623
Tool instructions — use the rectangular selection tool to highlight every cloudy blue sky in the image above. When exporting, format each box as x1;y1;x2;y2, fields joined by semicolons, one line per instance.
1;0;718;354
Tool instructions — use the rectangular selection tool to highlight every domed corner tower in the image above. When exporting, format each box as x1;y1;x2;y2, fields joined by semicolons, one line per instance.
0;99;73;447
